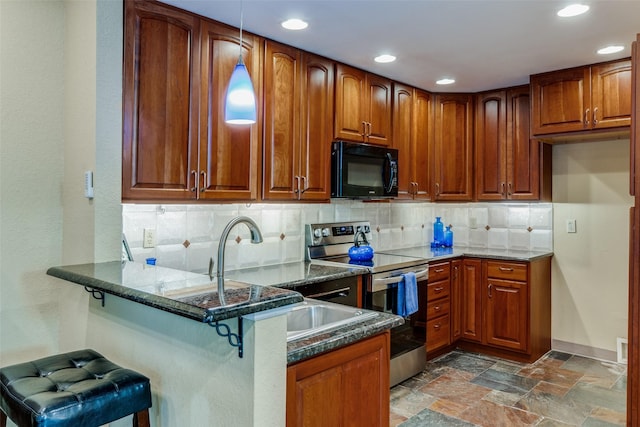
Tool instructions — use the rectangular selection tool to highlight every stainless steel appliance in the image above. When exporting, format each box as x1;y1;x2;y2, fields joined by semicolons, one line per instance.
305;221;429;386
331;141;398;198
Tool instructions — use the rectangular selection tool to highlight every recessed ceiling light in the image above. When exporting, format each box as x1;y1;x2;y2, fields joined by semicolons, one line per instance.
597;45;624;55
281;18;308;30
436;78;455;85
374;54;396;63
557;4;590;17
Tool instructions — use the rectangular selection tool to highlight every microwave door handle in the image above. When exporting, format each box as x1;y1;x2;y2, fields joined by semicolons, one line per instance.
384;153;396;193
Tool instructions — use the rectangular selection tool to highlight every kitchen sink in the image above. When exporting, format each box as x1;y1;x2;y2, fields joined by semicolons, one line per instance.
286;299;378;342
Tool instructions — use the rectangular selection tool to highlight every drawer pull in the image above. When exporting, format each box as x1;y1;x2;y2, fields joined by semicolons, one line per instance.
434;306;441;311
434;287;444;293
433;323;441;330
499;267;514;272
434;268;444;273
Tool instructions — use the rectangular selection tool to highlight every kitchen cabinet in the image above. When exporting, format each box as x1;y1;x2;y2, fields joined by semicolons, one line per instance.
392;83;432;199
263;41;334;201
531;58;632;136
123;1;262;202
426;260;451;354
461;258;483;343
432;93;474;201
198;20;262;200
458;257;552;363
475;86;551;201
286;332;389;427
122;0;200;201
334;64;392;146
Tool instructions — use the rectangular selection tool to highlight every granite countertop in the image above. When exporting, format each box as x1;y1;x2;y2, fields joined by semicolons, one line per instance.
46;261;304;323
379;246;553;262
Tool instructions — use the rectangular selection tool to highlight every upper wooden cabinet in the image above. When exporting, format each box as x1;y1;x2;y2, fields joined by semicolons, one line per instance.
475;86;551;201
432;93;474;201
392;83;431;199
123;1;262;202
122;0;200;201
263;41;333;201
334;64;392;146
531;58;632;136
199;20;262;201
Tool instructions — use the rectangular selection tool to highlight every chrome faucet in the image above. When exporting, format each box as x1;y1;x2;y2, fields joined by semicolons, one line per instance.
214;216;263;305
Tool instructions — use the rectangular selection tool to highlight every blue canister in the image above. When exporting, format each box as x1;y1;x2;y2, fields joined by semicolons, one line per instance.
433;217;444;245
444;226;453;247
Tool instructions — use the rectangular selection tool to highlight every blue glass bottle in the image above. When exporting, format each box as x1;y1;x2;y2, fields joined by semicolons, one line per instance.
433;217;444;246
444;226;453;247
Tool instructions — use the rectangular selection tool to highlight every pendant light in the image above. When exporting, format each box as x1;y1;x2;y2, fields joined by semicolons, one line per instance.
224;2;256;125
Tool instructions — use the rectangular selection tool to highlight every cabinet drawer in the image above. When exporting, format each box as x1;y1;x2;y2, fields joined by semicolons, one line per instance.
427;298;450;320
426;314;450;352
427;280;450;301
429;262;450;282
486;261;527;281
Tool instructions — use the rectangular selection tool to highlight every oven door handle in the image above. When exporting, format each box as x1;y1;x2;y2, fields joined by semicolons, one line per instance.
370;267;429;292
306;287;351;301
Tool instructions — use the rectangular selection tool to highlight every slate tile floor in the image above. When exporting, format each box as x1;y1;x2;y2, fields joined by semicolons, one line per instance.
390;350;627;426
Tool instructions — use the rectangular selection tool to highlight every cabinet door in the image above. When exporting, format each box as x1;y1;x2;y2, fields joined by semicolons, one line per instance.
122;0;200;201
413;89;432;199
366;74;393;146
591;59;632;129
392;83;414;199
298;53;334;201
286;333;389;427
461;259;483;343
531;67;589;135
199;21;261;200
450;259;463;342
475;90;507;200
433;94;474;201
263;41;300;200
507;86;541;200
334;64;366;142
484;279;529;351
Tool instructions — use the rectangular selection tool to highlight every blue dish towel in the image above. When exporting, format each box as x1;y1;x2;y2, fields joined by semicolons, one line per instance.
396;272;418;317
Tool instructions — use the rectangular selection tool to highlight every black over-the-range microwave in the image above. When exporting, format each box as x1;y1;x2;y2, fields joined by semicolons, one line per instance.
331;141;398;199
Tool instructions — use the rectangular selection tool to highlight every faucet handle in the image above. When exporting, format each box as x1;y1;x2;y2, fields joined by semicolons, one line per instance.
209;257;215;281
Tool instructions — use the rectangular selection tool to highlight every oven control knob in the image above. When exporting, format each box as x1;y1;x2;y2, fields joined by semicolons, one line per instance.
322;228;331;237
313;228;322;238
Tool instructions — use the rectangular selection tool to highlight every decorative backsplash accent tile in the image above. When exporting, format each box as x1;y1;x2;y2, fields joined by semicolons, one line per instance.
123;201;553;272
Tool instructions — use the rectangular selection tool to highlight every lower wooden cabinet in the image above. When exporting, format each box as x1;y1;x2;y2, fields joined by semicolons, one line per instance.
427;256;551;363
286;332;390;427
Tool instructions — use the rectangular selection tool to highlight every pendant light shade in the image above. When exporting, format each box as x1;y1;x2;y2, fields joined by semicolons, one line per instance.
224;2;256;125
225;58;256;124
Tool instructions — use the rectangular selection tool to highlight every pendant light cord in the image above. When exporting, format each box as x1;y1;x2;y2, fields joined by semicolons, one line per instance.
238;0;244;64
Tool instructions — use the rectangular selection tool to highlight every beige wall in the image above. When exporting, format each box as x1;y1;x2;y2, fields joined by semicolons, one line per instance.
552;138;632;359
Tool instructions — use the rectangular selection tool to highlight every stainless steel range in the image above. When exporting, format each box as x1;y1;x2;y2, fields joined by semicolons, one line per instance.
305;221;429;386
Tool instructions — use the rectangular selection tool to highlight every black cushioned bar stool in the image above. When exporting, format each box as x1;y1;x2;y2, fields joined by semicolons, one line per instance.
0;349;151;427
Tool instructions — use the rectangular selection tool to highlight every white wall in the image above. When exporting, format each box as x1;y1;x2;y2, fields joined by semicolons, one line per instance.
552;138;632;359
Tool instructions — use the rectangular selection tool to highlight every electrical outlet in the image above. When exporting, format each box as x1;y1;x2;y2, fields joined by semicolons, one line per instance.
566;219;577;233
469;217;478;229
143;228;156;248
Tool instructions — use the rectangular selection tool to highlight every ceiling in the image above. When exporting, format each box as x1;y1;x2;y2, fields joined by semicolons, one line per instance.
160;0;640;93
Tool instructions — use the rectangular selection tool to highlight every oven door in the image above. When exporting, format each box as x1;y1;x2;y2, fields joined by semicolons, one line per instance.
363;266;428;358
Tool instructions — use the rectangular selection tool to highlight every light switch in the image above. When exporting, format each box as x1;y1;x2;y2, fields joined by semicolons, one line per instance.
566;219;577;233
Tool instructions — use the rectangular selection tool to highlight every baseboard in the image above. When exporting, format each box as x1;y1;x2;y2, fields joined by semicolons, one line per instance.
552;339;620;363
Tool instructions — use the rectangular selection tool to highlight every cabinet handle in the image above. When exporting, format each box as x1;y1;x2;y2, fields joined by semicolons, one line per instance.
200;171;206;193
593;107;598;126
584;108;590;127
508;183;513;196
499;267;514;272
190;170;198;192
501;182;506;197
294;176;300;196
488;283;493;298
366;121;372;137
361;121;367;137
435;183;440;196
300;176;309;194
453;265;459;279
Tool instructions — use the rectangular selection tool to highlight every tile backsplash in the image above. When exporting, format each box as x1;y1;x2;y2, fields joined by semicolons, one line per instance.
123;201;553;272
